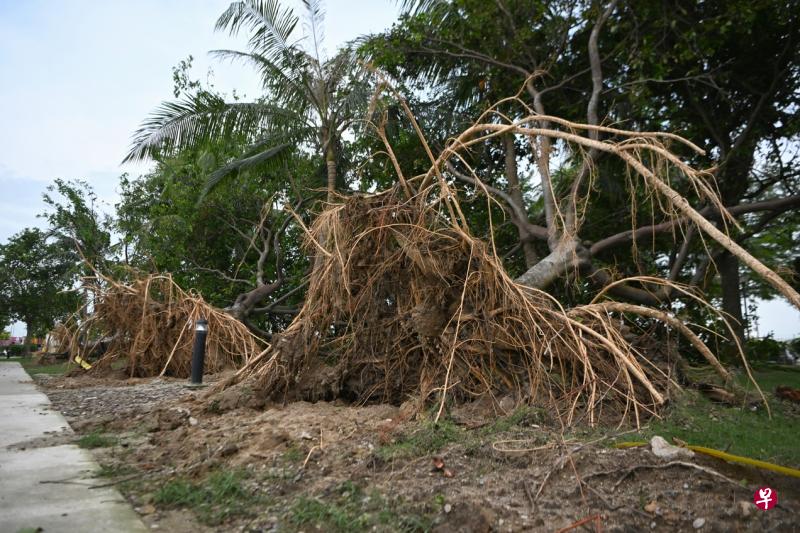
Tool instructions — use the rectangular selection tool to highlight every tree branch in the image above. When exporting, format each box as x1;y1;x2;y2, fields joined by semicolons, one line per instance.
590;194;800;255
446;161;548;241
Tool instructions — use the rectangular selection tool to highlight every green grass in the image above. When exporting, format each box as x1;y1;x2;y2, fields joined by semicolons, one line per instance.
288;481;431;533
77;430;117;449
376;418;463;461
283;443;303;463
615;368;800;467
479;406;547;435
376;406;547;461
19;358;70;376
153;470;262;525
97;463;136;478
737;366;800;392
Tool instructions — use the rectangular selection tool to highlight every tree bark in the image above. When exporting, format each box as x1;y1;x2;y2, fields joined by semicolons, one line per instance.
326;145;337;203
227;281;282;322
504;133;537;267
23;320;33;357
515;240;583;289
718;253;746;352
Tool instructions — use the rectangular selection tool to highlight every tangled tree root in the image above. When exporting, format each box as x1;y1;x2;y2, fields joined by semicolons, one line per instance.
66;273;262;378
226;187;684;426
216;87;779;425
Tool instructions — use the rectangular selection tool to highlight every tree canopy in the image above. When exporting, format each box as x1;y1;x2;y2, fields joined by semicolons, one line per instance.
0;228;80;350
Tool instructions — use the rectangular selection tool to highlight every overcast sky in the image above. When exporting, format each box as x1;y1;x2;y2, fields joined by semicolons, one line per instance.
1;1;798;339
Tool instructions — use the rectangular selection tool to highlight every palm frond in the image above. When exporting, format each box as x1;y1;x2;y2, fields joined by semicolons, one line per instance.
331;85;371;133
210;48;309;102
200;141;293;202
397;0;448;15
123;93;267;163
216;0;299;64
301;0;326;65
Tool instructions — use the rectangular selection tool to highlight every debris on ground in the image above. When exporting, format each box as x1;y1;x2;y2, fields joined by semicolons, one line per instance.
650;435;695;460
33;373;800;532
776;385;800;403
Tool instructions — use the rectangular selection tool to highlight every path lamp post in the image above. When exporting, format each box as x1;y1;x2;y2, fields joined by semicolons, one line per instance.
190;318;208;385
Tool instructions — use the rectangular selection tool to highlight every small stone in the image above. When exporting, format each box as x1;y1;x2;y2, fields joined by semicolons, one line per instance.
498;395;515;414
650;436;694;460
693;517;706;529
219;443;239;457
299;430;313;440
188;417;198;426
738;501;754;518
444;503;452;513
140;504;156;515
644;501;658;514
683;483;689;489
650;521;656;529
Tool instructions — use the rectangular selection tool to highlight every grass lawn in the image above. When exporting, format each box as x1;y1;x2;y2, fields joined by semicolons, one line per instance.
17;357;71;376
616;366;800;467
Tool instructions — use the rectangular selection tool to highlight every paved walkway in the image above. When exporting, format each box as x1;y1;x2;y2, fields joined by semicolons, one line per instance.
0;362;147;533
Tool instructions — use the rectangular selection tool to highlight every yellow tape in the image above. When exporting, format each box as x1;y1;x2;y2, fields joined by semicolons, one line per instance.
73;355;92;370
614;441;800;478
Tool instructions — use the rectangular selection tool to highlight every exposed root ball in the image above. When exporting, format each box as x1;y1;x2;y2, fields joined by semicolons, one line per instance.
230;187;672;425
69;273;262;378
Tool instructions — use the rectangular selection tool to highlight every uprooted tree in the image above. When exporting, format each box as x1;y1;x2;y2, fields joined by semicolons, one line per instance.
68;0;798;425
208;85;797;425
366;0;800;354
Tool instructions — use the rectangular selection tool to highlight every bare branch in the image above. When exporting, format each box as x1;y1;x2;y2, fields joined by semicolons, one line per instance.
590;194;800;255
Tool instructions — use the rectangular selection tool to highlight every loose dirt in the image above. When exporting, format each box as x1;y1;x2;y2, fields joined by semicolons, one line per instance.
34;373;799;532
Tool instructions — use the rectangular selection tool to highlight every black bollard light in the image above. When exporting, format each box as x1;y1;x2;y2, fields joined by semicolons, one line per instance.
190;318;209;385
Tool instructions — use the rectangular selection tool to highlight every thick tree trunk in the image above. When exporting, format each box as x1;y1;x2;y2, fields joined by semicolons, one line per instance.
326;146;337;203
718;253;746;352
227;282;282;322
23;320;33;357
716;154;752;353
515;240;583;289
504;133;538;267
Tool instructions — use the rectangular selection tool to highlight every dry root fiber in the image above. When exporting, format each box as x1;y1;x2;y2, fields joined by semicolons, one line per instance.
230;187;675;426
217;85;787;424
69;273;261;378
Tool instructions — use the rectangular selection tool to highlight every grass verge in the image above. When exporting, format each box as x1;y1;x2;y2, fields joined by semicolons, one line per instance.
615;368;800;467
288;481;432;532
77;429;117;449
153;470;262;525
19;358;70;376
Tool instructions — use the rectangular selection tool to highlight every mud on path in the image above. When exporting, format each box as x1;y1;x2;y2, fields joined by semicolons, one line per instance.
35;373;799;532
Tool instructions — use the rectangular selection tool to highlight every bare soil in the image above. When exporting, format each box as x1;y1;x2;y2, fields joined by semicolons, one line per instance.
34;373;800;532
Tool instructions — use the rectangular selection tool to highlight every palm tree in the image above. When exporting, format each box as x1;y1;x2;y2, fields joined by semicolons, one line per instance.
125;0;369;203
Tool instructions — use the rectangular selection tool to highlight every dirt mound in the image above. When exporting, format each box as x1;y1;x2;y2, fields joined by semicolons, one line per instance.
39;375;799;533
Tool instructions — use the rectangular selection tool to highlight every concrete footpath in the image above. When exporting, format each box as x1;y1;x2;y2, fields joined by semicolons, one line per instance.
0;362;147;533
